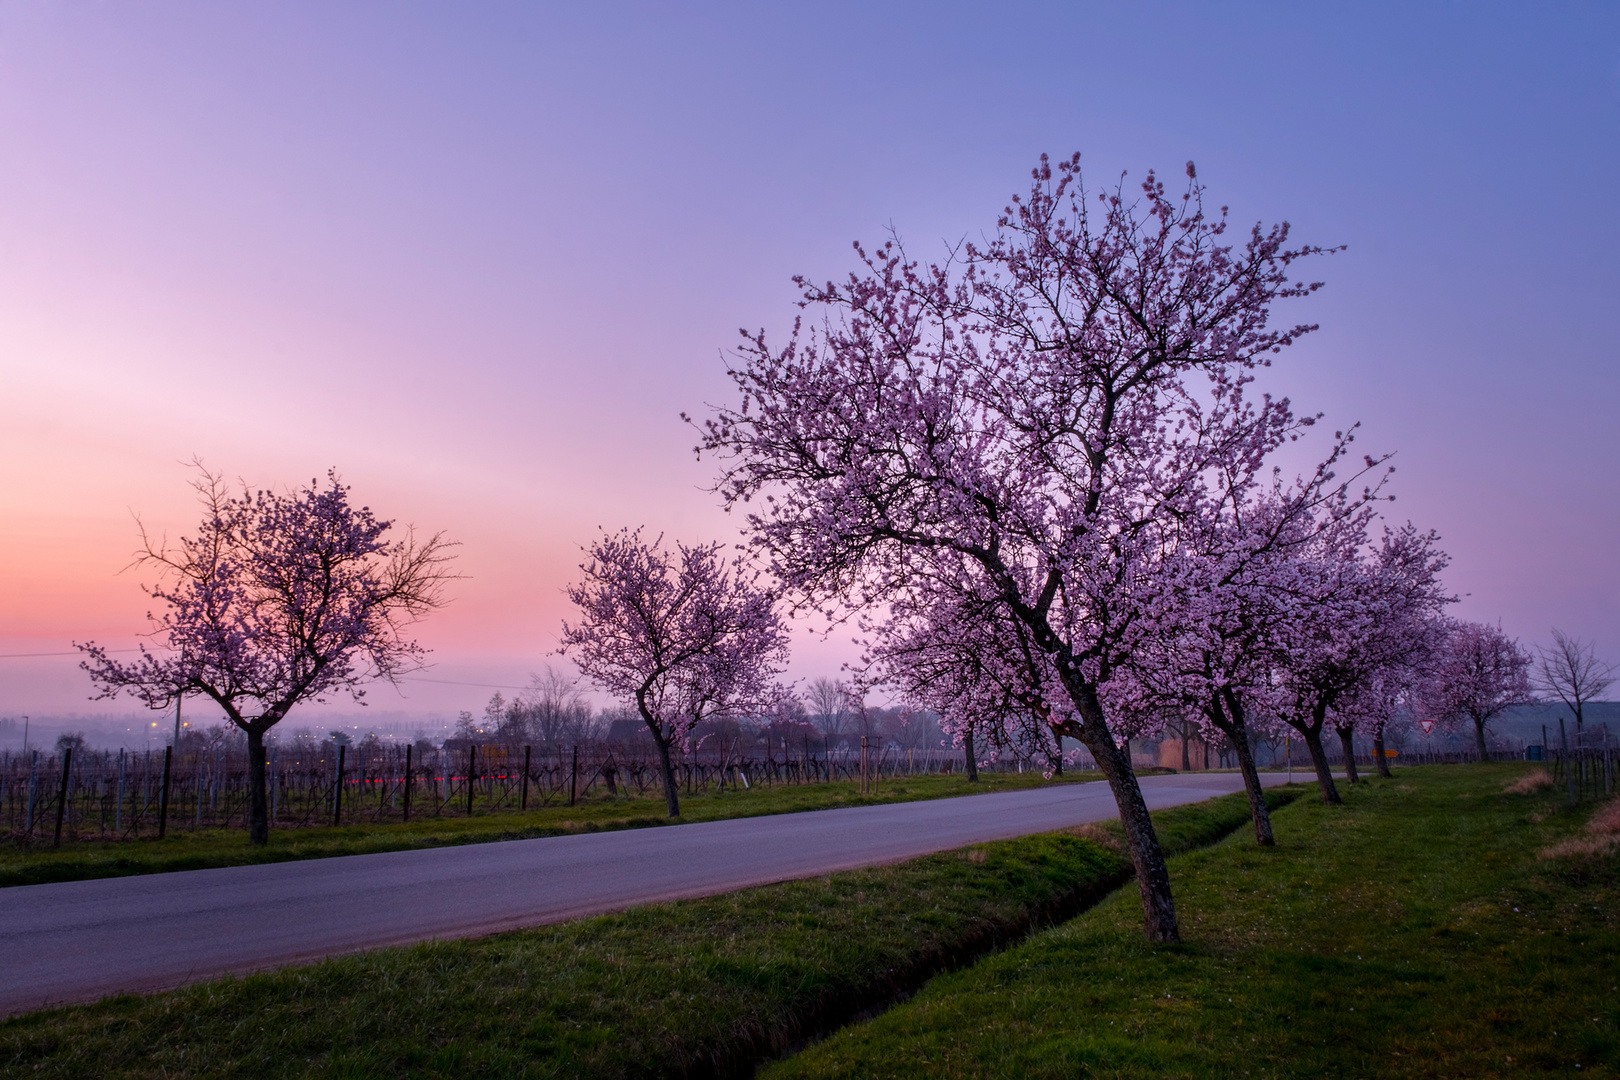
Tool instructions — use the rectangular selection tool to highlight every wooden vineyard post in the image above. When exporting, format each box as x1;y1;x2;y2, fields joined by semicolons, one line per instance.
158;746;173;839
570;745;578;807
52;747;72;848
860;736;869;796
466;744;477;817
115;749;126;834
402;743;413;822
1560;717;1576;806
333;743;347;826
521;745;532;810
1605;724;1612;797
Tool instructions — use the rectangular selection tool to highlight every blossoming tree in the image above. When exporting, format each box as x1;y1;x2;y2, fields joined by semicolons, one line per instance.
560;529;789;818
1271;523;1450;802
79;467;457;845
699;153;1338;942
1422;619;1531;760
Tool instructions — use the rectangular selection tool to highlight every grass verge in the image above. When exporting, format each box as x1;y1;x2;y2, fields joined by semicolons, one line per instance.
765;765;1620;1078
0;788;1290;1078
0;771;1075;888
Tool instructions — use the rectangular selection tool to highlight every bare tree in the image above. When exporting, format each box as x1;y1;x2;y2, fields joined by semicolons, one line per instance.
512;665;593;749
842;683;883;744
806;677;849;746
1536;629;1615;741
885;706;938;752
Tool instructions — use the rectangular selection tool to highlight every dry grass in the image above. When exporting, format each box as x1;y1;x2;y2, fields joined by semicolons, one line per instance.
1591;798;1620;835
1504;769;1554;794
1540;796;1620;859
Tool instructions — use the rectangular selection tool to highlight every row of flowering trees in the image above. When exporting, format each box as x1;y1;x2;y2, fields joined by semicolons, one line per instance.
687;154;1406;941
680;154;1575;941
77;154;1592;945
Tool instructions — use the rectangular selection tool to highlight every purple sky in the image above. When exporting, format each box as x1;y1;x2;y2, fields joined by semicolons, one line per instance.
1;2;1616;731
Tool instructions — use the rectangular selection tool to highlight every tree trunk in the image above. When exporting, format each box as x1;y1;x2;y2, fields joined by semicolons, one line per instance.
1228;722;1275;846
1300;724;1342;804
1473;715;1490;762
1371;726;1392;778
1214;692;1273;846
1084;730;1179;942
654;735;681;818
246;727;270;846
1336;726;1360;784
964;727;978;782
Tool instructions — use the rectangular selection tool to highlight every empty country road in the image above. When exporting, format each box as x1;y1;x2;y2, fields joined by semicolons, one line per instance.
0;772;1291;1016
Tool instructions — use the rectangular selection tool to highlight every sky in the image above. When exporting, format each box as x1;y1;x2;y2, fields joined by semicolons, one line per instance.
1;2;1616;740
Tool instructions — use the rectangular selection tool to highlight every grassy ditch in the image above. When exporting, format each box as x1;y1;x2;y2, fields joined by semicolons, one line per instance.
0;770;1077;888
0;788;1291;1078
765;764;1620;1078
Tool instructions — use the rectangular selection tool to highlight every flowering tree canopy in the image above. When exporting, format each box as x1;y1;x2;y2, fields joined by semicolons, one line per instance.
560;528;789;817
1270;522;1450;802
700;153;1343;942
871;574;1065;783
1121;495;1335;844
79;466;457;845
1422;620;1532;759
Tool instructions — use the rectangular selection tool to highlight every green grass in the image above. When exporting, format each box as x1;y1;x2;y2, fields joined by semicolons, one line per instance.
765;765;1620;1079
0;771;1076;888
0;788;1282;1078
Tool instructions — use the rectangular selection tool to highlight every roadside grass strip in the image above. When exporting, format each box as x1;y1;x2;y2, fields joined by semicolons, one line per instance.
0;788;1287;1078
765;764;1620;1079
0;771;1073;889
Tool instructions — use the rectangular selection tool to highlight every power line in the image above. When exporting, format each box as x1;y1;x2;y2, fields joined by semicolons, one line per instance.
0;650;532;691
0;649;141;659
398;676;532;691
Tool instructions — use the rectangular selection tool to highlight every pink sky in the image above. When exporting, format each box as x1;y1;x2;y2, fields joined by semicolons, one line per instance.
2;3;1617;731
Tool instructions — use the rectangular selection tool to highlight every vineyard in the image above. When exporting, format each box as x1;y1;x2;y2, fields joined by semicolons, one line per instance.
0;736;1076;846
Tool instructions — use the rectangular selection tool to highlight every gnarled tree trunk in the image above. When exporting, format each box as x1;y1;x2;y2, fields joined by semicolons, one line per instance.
1300;723;1342;804
1214;691;1273;846
246;727;270;846
654;735;681;817
1372;725;1392;778
1337;725;1360;784
963;727;978;782
1083;730;1178;942
1230;729;1274;846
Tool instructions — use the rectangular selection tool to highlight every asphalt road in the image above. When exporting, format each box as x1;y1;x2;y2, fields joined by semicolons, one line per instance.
0;771;1288;1016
